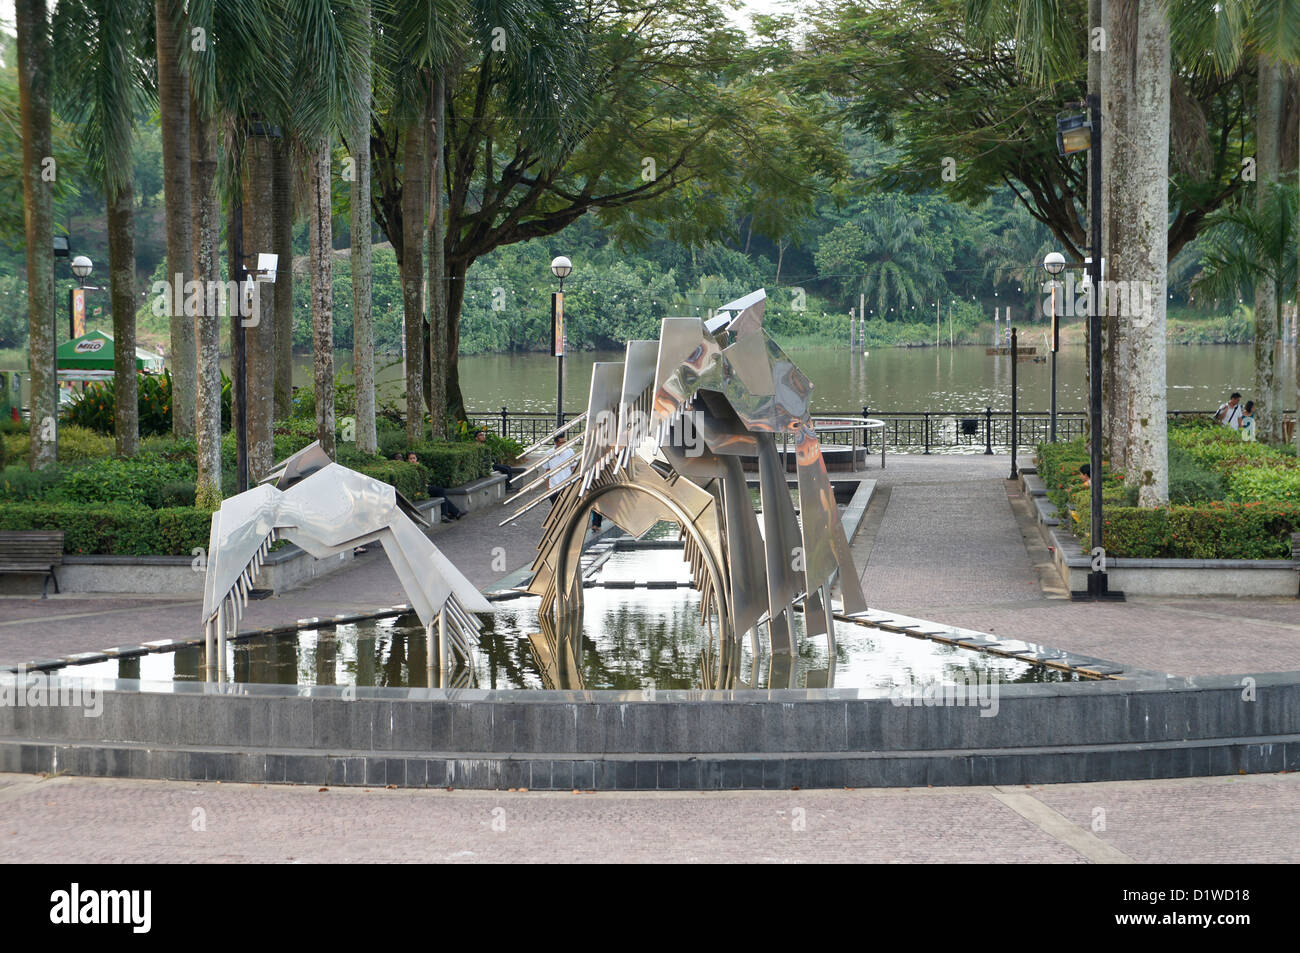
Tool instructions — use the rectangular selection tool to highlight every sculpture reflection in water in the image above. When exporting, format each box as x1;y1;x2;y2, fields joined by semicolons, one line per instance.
200;442;491;685
506;288;866;689
523;592;836;691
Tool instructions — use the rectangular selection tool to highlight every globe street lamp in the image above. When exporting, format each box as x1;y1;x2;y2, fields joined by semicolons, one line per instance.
550;256;572;429
1042;251;1065;442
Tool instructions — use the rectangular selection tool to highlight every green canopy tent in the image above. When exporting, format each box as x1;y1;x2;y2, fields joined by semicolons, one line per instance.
56;329;164;382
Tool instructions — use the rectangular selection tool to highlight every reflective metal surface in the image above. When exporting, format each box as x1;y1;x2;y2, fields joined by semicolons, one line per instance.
202;442;491;681
510;290;869;658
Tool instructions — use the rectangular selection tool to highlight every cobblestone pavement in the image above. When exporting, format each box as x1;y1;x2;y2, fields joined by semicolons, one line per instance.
2;771;1295;863
2;454;1296;676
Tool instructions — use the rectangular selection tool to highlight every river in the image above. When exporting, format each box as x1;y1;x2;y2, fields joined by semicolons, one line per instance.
289;343;1296;416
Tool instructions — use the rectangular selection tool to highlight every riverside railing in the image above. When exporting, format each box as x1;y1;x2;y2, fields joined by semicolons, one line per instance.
467;407;1292;455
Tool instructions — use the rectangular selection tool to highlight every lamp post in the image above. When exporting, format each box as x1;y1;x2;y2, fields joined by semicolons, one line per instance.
1058;96;1118;600
550;256;571;429
1043;251;1065;442
70;255;92;339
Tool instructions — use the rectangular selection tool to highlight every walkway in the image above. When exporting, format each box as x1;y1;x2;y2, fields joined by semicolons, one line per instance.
1;770;1296;862
854;455;1300;676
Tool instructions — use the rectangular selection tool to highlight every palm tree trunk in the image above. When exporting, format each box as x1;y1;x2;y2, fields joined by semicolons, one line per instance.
310;140;335;457
107;177;139;457
401;120;425;446
273;135;294;422
1256;56;1285;444
1107;0;1169;505
15;0;56;469
425;67;447;440
155;0;195;439
242;130;276;478
190;92;221;507
351;0;377;454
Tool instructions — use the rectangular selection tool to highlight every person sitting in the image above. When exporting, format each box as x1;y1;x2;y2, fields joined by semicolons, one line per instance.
407;451;464;523
1239;401;1256;442
1079;462;1091;488
474;427;523;489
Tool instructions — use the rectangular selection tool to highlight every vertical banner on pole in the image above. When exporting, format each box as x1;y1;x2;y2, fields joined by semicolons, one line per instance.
552;291;565;357
70;287;86;338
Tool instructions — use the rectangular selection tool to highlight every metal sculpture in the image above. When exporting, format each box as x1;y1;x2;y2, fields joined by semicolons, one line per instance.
505;289;867;657
201;442;491;680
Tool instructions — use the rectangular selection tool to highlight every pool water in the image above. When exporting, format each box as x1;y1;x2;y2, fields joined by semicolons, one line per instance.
66;565;1079;691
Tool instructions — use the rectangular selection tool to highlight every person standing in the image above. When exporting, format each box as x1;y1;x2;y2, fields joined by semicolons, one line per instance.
1214;392;1244;429
1239;401;1256;442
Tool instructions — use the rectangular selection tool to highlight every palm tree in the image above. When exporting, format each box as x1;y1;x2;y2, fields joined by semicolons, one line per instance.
349;0;377;454
184;0;278;502
283;0;369;458
154;0;195;439
53;0;155;458
1193;181;1298;361
1172;2;1300;446
15;0;56;469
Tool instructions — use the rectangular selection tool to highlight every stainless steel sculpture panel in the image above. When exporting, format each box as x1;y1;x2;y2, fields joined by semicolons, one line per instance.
506;288;867;660
201;442;490;681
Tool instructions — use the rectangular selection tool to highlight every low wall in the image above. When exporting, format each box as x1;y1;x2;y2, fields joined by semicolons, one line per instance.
1021;471;1300;598
2;671;1297;789
442;474;509;514
33;546;356;596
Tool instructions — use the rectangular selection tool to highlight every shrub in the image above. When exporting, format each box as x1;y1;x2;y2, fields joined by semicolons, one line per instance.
1075;499;1300;559
1225;466;1300;504
0;464;65;501
0;502;213;555
356;460;427;500
409;441;491;486
54;456;196;507
61;372;232;436
1167;446;1224;503
2;425;113;466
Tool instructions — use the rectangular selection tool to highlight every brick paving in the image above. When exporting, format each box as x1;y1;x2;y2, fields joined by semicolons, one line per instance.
1;771;1295;863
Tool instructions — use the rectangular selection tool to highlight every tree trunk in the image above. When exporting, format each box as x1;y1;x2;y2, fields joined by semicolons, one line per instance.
1256;56;1285;444
107;177;139;457
155;0;194;439
1107;0;1169;506
401;120;425;446
351;0;376;454
16;0;56;469
310;141;335;458
241;131;276;479
272;135;295;422
1093;0;1112;454
425;68;447;440
445;256;468;422
190;93;221;507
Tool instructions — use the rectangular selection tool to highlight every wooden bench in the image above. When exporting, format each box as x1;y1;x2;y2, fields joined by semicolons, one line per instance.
0;530;65;597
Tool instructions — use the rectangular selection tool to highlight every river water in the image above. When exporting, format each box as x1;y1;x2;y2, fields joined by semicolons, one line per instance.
296;343;1296;416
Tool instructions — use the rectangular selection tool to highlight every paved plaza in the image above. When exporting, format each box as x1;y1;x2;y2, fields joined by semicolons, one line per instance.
2;453;1296;863
1;770;1296;863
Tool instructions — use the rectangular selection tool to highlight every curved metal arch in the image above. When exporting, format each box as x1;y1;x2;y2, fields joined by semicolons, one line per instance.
549;480;732;642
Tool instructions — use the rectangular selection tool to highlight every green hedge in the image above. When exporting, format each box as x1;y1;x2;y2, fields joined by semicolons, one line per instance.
408;441;491;487
355;460;428;500
1073;499;1300;559
0;502;213;556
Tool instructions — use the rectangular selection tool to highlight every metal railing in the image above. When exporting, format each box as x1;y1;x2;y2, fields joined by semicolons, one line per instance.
468;406;1294;455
